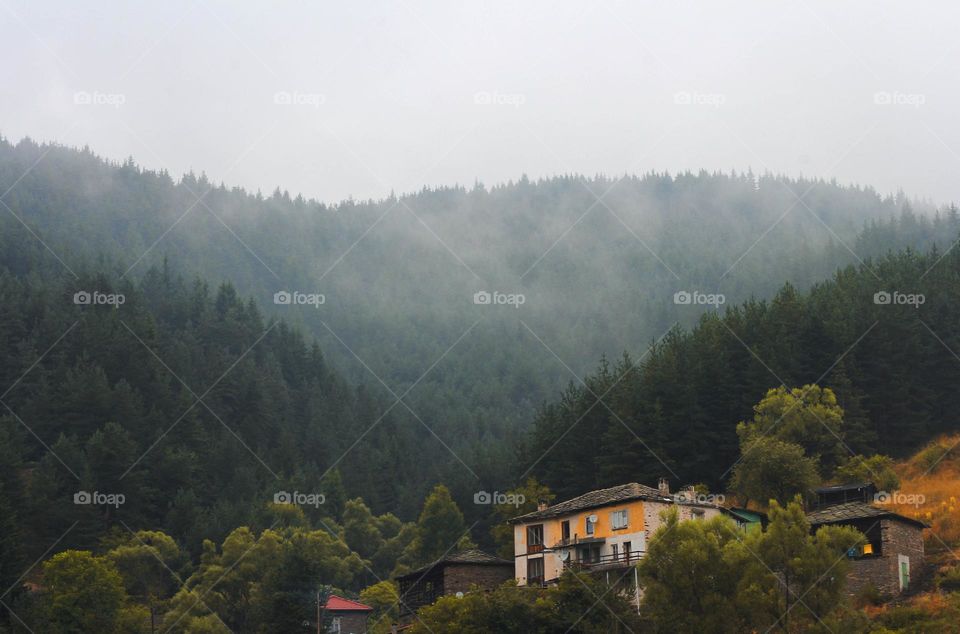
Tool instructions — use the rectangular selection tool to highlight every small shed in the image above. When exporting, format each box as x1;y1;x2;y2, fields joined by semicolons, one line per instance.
813;482;877;509
807;501;927;598
725;507;767;533
395;549;513;616
322;595;372;634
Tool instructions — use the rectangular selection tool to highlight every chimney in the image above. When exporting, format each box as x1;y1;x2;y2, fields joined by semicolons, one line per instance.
658;477;669;496
537;499;549;511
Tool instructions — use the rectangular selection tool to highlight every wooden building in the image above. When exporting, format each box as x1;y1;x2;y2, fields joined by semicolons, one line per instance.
395;549;514;617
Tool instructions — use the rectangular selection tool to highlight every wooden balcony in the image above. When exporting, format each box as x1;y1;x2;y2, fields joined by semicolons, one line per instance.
562;549;644;572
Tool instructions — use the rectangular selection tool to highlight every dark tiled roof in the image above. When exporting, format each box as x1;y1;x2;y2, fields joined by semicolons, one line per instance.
443;549;513;565
396;549;512;581
510;482;673;523
806;502;928;528
814;482;873;493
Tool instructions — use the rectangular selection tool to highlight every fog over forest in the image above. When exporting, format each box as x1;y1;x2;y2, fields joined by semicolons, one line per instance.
3;3;960;633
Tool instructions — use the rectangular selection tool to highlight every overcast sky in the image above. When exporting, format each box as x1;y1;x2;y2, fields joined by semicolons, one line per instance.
3;1;959;204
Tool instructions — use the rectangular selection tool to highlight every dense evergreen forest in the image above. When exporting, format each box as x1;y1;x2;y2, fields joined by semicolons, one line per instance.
0;138;958;529
2;136;956;519
527;244;960;498
3;136;960;630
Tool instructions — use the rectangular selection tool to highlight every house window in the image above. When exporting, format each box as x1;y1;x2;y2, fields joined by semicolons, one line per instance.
585;516;596;535
611;509;628;530
329;616;342;633
527;524;544;554
561;520;570;541
528;557;545;586
612;543;620;560
624;541;632;561
847;525;882;558
578;546;599;563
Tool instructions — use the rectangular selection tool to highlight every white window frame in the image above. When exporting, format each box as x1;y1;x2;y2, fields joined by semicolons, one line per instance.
611;509;628;530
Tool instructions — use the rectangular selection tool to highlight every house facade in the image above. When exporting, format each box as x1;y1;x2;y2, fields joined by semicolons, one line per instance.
395;549;514;617
807;500;927;598
321;595;373;634
509;480;726;586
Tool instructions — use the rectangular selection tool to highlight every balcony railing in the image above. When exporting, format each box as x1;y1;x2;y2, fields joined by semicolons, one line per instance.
563;550;644;571
551;536;605;549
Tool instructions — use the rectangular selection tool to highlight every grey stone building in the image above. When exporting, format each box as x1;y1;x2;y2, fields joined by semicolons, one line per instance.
807;501;927;598
396;549;514;618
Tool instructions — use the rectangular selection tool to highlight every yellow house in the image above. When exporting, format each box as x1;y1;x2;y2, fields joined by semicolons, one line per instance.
510;480;726;586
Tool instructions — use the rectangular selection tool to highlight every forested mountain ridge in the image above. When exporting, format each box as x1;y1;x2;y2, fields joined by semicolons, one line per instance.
4;135;960;631
529;244;960;500
1;136;955;514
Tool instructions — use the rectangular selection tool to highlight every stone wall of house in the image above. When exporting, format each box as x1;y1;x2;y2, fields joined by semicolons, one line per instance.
844;519;924;599
444;564;515;596
330;611;368;634
643;501;724;546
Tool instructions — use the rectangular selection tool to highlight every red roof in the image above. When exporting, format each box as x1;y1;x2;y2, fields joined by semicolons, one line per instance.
323;595;373;612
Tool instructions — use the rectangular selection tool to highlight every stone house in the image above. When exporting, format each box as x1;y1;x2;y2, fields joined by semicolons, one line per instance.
395;549;514;618
807;501;927;598
508;479;728;588
321;595;373;634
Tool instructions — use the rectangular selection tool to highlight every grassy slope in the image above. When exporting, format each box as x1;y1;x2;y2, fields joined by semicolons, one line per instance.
861;436;960;632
